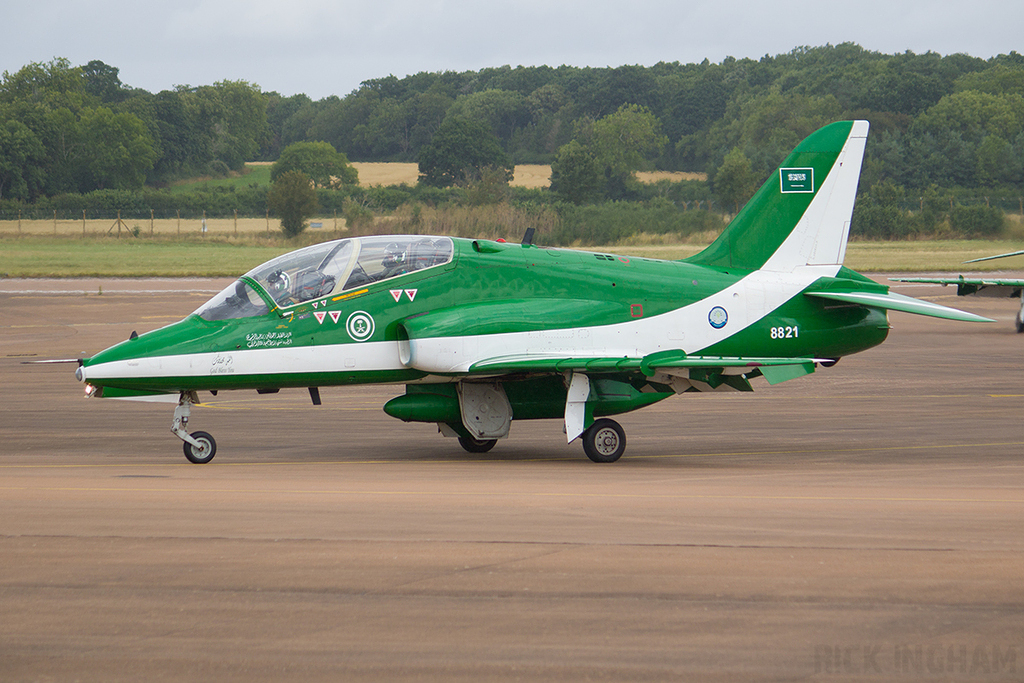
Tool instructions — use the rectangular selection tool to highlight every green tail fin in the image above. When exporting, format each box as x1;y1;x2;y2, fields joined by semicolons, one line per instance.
686;121;869;273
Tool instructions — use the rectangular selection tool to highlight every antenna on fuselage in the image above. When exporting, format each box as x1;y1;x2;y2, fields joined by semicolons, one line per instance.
521;228;536;245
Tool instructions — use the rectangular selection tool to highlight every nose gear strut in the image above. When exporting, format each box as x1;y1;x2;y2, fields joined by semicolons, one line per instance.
172;391;217;464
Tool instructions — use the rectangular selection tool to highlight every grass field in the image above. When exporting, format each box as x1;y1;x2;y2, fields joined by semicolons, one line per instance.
166;164;272;193
2;236;1023;278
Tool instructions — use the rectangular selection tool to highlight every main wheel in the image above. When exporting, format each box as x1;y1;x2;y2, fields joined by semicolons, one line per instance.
183;430;217;464
458;435;497;453
1016;311;1023;333
582;419;626;463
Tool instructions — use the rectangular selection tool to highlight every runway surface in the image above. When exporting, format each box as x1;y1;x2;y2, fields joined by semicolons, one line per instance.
2;276;1023;681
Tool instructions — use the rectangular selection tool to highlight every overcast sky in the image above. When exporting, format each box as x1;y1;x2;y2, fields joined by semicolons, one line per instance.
3;0;1022;99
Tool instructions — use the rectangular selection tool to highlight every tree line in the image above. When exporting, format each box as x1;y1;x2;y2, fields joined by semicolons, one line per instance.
264;44;1024;195
1;45;1023;241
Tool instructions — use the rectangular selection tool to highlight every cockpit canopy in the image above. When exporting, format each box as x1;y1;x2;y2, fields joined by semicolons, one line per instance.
195;235;454;321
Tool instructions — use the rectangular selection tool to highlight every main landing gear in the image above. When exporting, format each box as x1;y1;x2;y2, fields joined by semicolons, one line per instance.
581;419;626;463
458;435;498;453
172;392;217;464
447;417;627;462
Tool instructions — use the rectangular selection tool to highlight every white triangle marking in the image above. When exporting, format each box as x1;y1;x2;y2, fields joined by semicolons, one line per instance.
314;311;326;324
390;289;402;302
405;289;417;302
329;311;341;324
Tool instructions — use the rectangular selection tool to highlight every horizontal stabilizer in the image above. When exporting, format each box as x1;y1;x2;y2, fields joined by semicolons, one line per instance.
805;290;993;323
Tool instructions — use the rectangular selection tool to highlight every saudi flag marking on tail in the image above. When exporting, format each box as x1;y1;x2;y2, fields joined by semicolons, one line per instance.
780;168;815;193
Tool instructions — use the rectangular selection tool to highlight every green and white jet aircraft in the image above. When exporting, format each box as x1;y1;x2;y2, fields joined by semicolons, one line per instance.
74;120;992;464
894;250;1024;333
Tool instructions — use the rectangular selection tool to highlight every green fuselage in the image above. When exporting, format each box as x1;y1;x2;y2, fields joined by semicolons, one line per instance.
82;238;890;402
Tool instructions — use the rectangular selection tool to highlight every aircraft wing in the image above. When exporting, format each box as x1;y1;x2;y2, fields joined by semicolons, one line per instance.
804;289;994;322
469;352;822;385
892;276;1024;299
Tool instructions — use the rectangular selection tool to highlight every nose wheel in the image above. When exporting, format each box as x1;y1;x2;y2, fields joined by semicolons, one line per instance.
183;431;217;464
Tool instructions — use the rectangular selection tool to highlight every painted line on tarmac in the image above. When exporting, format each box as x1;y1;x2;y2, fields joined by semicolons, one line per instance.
3;440;1024;471
0;481;1021;505
634;440;1024;461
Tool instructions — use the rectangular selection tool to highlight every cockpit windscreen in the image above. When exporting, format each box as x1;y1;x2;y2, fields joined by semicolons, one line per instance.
193;236;453;321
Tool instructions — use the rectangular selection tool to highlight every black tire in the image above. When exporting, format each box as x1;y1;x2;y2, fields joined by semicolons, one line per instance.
582;419;626;463
458;435;497;453
1016;312;1023;333
183;430;217;464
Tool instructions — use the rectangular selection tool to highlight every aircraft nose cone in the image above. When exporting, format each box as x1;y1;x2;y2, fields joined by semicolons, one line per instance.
75;366;85;382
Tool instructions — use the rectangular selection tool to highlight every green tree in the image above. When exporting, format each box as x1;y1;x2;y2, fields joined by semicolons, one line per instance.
267;170;319;238
915;90;1024;141
0;58;94;111
714;147;757;213
851;180;910;239
307;93;377;160
26;106;80;194
549;139;602;204
189;81;270;170
263;92;314;158
0;119;46;199
954;64;1024;96
591;104;668;181
148;88;218;180
272;141;358;188
417;117;512;188
351;97;407;158
550;104;667;203
81;60;128;104
976;134;1012;186
446;89;529;148
77;107;159;190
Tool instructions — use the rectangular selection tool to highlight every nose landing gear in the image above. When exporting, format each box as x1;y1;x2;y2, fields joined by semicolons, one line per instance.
172;391;217;464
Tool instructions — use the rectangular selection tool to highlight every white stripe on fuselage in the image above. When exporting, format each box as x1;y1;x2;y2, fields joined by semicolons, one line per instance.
83;340;406;383
406;265;840;373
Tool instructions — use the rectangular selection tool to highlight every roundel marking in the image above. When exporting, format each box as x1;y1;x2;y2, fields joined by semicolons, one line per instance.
346;311;375;341
708;306;728;329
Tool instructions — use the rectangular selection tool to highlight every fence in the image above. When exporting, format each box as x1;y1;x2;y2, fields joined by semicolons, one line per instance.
0;209;348;237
